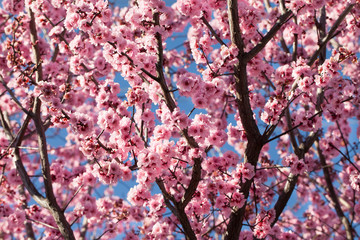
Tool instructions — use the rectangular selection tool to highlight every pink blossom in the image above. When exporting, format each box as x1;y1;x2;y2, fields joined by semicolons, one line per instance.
1;1;359;239
235;162;255;182
71;112;94;137
128;184;151;206
350;173;360;191
230;191;245;208
208;129;228;147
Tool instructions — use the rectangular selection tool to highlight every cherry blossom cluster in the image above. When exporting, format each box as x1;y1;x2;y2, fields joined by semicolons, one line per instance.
0;0;359;239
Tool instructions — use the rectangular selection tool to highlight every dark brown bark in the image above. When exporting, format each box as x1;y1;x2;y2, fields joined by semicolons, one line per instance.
245;10;293;62
224;1;265;239
28;8;76;240
19;186;36;240
270;3;355;229
224;141;263;240
316;140;354;240
153;12;199;240
0;111;39;239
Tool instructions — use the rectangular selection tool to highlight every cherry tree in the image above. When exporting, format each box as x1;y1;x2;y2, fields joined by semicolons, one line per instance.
0;0;360;239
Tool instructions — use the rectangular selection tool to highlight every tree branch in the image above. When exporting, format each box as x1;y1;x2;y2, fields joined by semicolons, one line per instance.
156;178;197;240
269;4;340;225
227;0;245;55
265;122;302;144
224;177;254;240
28;7;75;239
79;217;88;240
245;10;293;62
19;185;36;240
180;157;202;208
315;140;354;240
28;9;43;84
271;129;320;227
307;4;355;66
227;0;261;141
153;12;200;239
0;75;31;116
0;108;48;207
271;173;298;227
119;51;159;81
201;16;227;47
153;12;177;112
224;0;265;238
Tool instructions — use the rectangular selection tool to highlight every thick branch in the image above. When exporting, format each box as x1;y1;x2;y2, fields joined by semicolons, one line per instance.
0;109;48;207
271;130;320;227
224;141;262;240
271;173;298;226
156;179;178;214
28;9;43;84
279;0;286;14
233;64;261;142
270;5;335;225
292;31;298;61
225;184;251;239
315;140;354;240
318;6;327;64
227;0;261;141
227;0;244;55
28;7;75;240
180;157;202;208
153;13;177;112
156;178;196;240
224;0;265;238
153;12;200;240
245;10;293;62
175;202;197;240
19;185;36;240
32;94;75;240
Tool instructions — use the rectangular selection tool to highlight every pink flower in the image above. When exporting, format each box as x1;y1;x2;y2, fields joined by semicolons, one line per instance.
350;173;360;191
64;11;80;30
208;129;228;147
176;0;203;17
230;191;245;208
176;74;196;92
127;184;151;206
283;154;308;175
153;125;171;140
98;108;121;131
126;87;149;106
71;112;94;137
171;109;190;130
215;195;229;209
235;162;255;182
223;151;240;167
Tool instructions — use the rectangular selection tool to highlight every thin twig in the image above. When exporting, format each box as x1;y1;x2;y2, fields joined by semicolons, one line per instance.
265;122;303;144
201;16;227;47
62;184;84;212
307;4;355;66
316;139;354;240
0;75;31;116
27;217;59;230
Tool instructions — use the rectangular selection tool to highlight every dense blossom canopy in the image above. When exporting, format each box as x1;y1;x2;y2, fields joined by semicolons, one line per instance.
0;0;359;239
